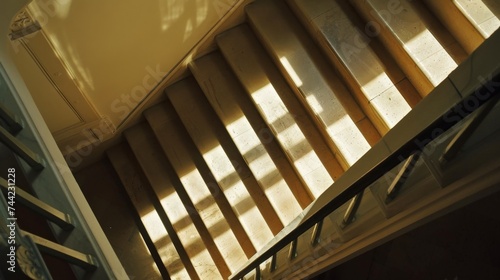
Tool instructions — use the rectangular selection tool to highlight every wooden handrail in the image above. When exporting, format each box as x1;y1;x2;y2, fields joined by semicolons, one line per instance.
22;230;98;271
341;191;364;227
0;177;74;231
0;125;44;170
230;73;500;280
385;153;421;203
0;102;22;134
440;95;500;164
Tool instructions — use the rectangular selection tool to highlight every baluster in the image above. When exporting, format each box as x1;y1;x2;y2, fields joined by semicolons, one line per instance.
386;153;420;203
0;102;23;134
0;126;44;170
22;230;98;271
311;219;323;247
0;178;74;230
270;253;277;272
342;191;364;228
440;95;500;165
255;265;261;280
288;239;298;260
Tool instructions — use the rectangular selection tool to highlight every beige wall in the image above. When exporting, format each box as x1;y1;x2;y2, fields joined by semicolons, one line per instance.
26;0;237;127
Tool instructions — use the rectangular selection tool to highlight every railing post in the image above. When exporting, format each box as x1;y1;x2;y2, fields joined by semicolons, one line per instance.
22;230;98;271
385;153;420;203
342;191;364;228
255;265;261;280
270;253;277;272
440;94;500;165
0;177;75;231
0;125;44;170
311;219;323;247
0;102;23;134
288;239;298;261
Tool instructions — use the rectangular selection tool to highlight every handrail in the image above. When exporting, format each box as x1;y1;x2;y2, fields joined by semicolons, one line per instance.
22;230;98;271
0;177;75;231
0;125;44;170
1;62;127;278
341;191;364;227
439;94;500;164
0;102;23;134
230;73;500;279
0;191;53;279
385;152;420;203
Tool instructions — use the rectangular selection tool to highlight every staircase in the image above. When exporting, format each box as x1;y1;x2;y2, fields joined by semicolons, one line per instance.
100;0;499;279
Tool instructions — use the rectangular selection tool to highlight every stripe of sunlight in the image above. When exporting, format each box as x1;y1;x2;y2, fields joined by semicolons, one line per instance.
368;0;457;86
136;233;161;277
227;115;302;225
252;83;333;197
203;144;273;250
180;169;247;271
280;57;303;87
141;210;189;279
305;93;370;166
159;192;220;279
454;0;500;38
362;72;411;128
317;2;412;129
281;56;371;166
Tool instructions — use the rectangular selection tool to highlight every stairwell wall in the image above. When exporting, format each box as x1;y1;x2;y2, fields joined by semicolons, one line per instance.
1;1;128;278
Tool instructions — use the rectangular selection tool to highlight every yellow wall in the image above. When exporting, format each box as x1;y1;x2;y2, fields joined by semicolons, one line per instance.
26;0;238;126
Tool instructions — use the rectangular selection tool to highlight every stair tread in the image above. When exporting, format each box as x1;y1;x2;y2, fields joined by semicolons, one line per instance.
289;0;415;130
217;24;342;198
144;102;251;271
107;144;190;280
166;78;276;250
454;0;500;38
190;51;304;225
246;0;376;167
351;0;465;92
124;124;226;280
423;0;484;54
190;51;314;209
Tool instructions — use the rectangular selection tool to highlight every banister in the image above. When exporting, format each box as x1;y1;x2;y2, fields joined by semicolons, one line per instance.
0;125;44;170
0;177;75;231
0;102;23;134
230;71;500;279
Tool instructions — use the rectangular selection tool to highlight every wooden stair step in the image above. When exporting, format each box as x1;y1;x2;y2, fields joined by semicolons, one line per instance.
144;102;251;271
107;144;191;280
189;51;304;225
288;0;421;131
453;0;500;39
166;78;277;250
422;0;484;54
350;0;467;95
192;51;314;209
217;24;341;198
246;0;379;168
124;124;226;280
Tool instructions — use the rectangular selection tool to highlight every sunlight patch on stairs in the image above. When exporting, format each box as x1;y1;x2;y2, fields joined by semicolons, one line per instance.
454;0;500;38
202;143;273;249
142;211;168;243
226;115;302;225
252;83;333;197
280;57;303;87
159;192;221;279
403;29;458;86
365;0;462;87
361;72;412;128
